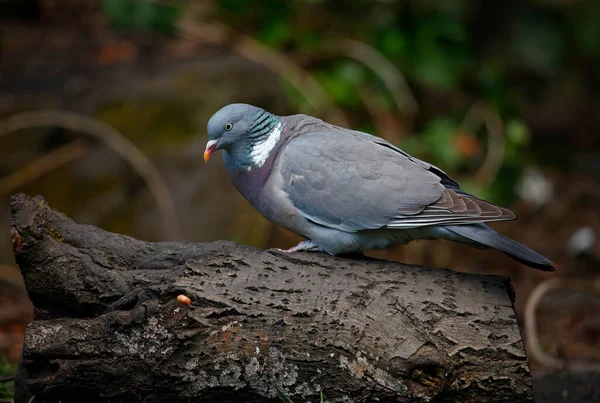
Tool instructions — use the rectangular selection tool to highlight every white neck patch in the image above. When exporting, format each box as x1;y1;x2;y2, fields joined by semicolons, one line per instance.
249;122;282;169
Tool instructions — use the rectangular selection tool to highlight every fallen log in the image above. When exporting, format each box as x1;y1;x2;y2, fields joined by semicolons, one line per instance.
10;193;533;402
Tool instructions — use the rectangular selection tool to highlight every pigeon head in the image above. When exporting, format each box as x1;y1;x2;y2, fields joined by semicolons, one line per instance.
204;103;284;169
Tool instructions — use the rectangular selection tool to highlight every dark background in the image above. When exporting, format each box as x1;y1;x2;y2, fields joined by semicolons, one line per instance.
1;0;599;401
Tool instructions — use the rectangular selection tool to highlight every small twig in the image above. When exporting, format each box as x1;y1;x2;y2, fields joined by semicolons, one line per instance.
524;277;600;372
460;103;505;186
0;374;15;383
177;19;348;126
0;138;90;196
0;111;182;240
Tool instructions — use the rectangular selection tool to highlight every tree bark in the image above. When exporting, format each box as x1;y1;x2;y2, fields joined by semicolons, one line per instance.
10;193;533;402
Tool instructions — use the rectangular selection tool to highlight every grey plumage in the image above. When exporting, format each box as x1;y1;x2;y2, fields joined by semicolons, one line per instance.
443;223;554;271
205;103;554;271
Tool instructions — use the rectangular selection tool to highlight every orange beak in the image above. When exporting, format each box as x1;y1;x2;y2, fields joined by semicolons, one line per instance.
204;139;219;163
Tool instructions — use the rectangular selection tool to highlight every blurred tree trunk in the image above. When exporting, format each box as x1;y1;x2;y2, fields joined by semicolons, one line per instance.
10;193;533;403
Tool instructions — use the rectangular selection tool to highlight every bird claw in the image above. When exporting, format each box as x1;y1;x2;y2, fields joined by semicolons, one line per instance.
271;240;323;253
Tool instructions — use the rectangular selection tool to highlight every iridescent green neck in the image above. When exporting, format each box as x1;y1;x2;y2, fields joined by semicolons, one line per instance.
249;110;280;140
224;110;284;171
246;110;283;168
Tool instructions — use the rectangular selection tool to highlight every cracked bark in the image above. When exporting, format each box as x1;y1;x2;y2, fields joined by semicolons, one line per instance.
9;193;533;402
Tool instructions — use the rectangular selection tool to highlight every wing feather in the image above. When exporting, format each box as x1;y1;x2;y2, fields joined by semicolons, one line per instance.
277;127;515;232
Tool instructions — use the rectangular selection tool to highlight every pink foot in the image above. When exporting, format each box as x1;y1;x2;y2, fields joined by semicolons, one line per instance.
274;240;322;253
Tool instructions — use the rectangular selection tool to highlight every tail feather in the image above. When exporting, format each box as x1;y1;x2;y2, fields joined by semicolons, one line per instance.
444;223;555;271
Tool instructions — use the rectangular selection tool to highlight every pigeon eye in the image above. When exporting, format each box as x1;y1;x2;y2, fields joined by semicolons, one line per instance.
224;122;233;131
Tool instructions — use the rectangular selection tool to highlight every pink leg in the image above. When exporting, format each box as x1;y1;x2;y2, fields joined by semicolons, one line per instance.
274;240;322;253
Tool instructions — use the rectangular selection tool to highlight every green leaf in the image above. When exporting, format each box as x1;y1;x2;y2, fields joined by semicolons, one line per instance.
505;119;530;146
316;62;365;107
260;19;292;48
421;117;462;168
412;17;472;89
380;30;407;59
102;0;137;25
101;0;181;34
0;355;17;399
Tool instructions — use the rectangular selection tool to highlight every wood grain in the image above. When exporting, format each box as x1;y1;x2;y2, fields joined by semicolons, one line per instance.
10;193;533;402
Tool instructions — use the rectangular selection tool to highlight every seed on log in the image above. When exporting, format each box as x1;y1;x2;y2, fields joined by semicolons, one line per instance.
177;294;191;305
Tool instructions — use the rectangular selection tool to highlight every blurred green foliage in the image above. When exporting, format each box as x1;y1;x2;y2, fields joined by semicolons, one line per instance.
100;0;600;205
96;99;197;154
0;355;16;399
102;0;180;34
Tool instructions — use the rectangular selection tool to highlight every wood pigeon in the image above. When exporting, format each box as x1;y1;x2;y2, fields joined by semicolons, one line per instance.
204;103;554;271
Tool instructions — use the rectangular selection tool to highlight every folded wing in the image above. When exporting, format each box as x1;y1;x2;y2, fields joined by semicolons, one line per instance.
277;130;515;232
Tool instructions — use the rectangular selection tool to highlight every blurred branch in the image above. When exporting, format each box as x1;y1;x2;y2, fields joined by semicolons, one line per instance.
524;277;600;372
0;111;182;240
460;103;505;186
322;38;419;118
0;138;90;196
0;375;14;383
178;19;348;126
